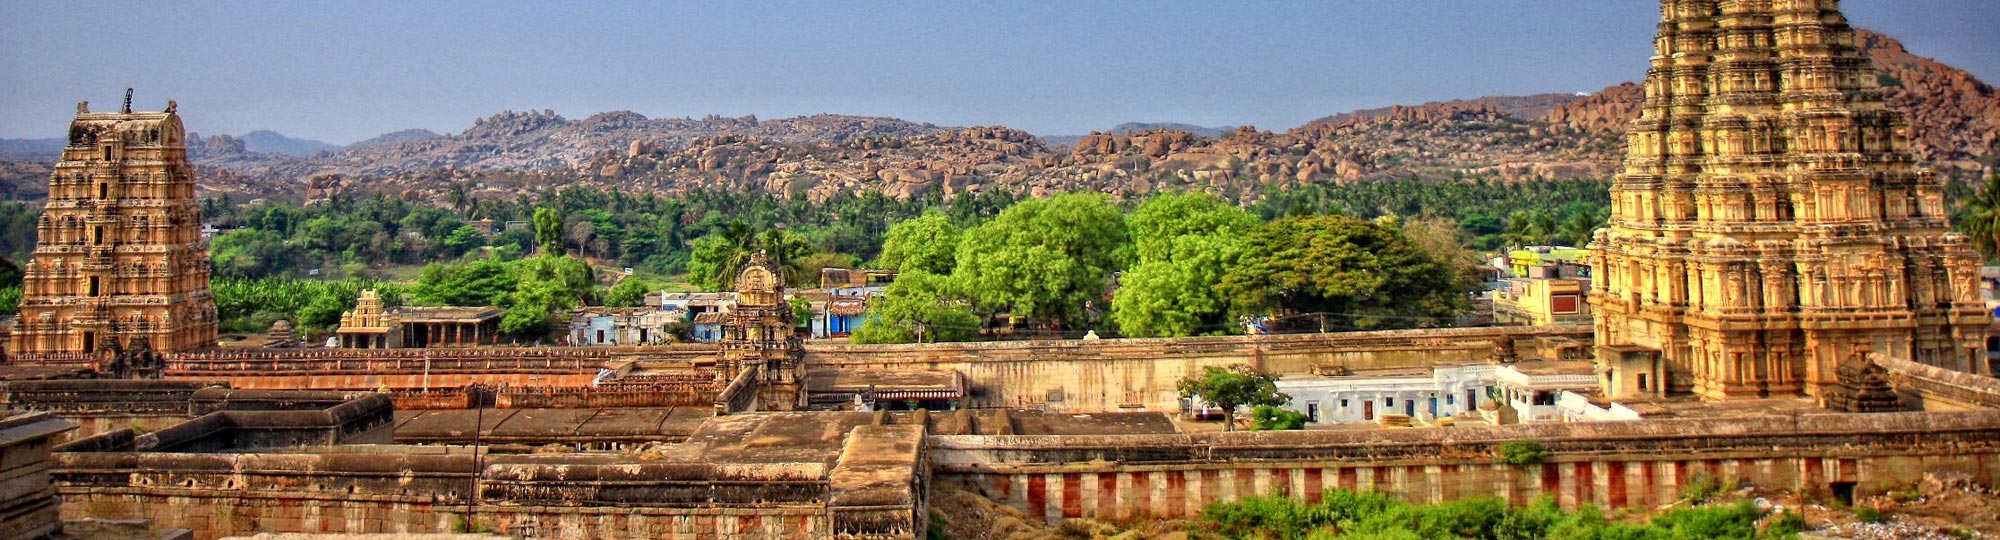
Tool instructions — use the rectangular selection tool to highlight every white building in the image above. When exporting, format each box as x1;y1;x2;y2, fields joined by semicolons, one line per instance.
1491;362;1602;424
1275;362;1605;426
1275;365;1497;425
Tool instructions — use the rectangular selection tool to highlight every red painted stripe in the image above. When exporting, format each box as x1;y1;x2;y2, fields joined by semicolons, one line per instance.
1027;474;1048;522
1062;473;1083;518
1608;461;1628;507
1305;468;1324;503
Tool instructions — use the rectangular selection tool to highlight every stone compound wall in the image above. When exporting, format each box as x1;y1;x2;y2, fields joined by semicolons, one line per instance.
931;412;2000;523
99;326;1590;414
56;452;836;540
805;325;1591;411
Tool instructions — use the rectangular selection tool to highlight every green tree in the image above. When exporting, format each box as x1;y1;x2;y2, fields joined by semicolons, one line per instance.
1219;215;1468;332
412;257;518;307
1250;405;1308;431
604;277;657;308
1112;193;1258;337
685;234;737;291
0;286;21;316
790;296;813;330
877;211;962;274
501;279;567;339
210;229;296;279
1177;365;1288;432
533;207;564;255
850;271;980;344
1958;173;2000;262
953;192;1129;328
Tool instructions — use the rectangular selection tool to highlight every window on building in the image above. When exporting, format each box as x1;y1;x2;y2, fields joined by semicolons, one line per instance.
87;276;100;297
1551;294;1579;314
1305;402;1319;423
1339;399;1349;408
1638;373;1649;391
596;330;605;343
1384;397;1394;406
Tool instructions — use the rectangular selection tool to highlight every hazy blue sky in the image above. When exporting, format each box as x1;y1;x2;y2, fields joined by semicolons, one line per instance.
3;1;1995;144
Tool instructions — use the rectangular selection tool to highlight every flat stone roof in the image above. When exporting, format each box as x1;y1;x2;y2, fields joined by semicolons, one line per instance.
1610;396;1829;419
392;306;503;323
393;407;709;444
808;369;963;393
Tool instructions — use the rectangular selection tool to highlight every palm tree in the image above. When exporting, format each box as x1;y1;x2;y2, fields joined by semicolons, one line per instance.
1959;173;2000;263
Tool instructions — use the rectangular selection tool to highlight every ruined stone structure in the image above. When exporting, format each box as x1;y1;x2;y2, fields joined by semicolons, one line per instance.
12;96;217;356
1590;0;1990;401
0;411;76;540
716;252;808;412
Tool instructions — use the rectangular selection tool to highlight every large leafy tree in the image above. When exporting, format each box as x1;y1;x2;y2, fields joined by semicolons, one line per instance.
1177;365;1288;432
876;211;962;274
1112;193;1259;337
1958;173;2000;262
685;225;817;291
210;229;296;279
850;271;980;344
411;257;517;307
499;254;595;339
1219;215;1468;332
953;192;1129;328
532;206;565;255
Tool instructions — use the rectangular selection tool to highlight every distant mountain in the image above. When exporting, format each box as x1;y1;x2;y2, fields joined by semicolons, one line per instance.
238;130;342;156
0;29;1990;204
1045;122;1234;148
348;128;441;149
0;138;64;160
1106;122;1234;139
1310;93;1585;127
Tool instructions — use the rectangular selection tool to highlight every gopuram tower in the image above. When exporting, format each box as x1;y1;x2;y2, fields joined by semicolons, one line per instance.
1591;0;1989;401
11;93;218;357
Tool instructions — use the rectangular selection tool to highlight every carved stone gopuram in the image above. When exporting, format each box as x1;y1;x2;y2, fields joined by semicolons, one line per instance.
11;96;217;356
717;251;806;411
1591;1;1990;401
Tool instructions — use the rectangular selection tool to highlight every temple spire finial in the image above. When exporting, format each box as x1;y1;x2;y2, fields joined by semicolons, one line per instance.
121;88;133;114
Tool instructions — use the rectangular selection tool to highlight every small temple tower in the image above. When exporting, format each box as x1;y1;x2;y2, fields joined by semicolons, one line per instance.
12;94;217;356
1591;1;1990;401
717;251;806;411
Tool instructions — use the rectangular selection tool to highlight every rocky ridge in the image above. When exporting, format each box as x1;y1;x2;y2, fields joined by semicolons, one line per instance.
0;30;1990;204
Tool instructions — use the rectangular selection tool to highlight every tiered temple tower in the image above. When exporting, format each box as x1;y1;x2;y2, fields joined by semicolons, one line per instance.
11;96;217;356
716;251;806;411
1591;0;1990;401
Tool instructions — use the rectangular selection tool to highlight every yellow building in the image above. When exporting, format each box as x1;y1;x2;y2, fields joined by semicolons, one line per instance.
1492;275;1591;327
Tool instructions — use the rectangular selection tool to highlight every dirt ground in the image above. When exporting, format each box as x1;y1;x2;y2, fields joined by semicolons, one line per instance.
1800;473;1999;539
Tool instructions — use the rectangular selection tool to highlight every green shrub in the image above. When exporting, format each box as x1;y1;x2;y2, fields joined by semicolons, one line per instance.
1854;507;1884;523
1252;405;1310;430
1497;440;1549;465
1763;511;1806;540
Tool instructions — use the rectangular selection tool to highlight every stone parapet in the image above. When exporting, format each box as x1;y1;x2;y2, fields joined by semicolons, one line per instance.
932;412;2000;523
1877;356;2000;409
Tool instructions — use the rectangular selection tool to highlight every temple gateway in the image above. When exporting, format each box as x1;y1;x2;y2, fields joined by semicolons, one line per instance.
1590;0;1991;402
